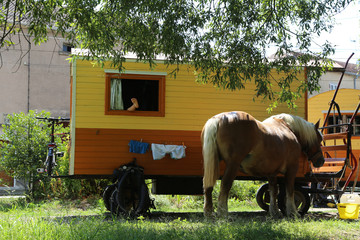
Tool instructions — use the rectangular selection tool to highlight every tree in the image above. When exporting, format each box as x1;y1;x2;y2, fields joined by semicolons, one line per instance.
0;0;354;109
0;0;61;68
0;110;68;198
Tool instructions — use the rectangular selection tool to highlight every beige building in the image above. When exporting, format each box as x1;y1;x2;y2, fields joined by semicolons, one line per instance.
0;29;71;193
308;61;360;98
0;29;71;133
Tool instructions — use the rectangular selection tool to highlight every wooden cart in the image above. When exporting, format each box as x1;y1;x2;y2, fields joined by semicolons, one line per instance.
68;55;359;215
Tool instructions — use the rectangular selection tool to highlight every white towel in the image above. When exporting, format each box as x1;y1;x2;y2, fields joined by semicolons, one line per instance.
151;143;186;160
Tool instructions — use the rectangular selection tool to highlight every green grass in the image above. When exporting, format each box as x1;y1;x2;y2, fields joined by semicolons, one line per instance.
0;196;359;240
153;194;261;212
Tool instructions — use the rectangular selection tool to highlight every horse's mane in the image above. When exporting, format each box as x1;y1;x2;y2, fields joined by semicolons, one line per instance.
265;114;321;147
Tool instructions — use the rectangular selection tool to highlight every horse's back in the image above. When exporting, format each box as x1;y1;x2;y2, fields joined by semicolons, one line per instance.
216;111;260;137
215;111;301;175
215;112;260;160
214;111;257;122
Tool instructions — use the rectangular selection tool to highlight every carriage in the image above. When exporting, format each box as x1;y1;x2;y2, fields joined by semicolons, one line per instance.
67;55;359;216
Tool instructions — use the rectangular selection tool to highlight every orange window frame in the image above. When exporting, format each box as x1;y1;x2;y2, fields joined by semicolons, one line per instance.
105;73;165;117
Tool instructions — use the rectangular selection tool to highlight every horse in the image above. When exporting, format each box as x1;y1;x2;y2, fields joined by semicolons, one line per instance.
201;111;324;218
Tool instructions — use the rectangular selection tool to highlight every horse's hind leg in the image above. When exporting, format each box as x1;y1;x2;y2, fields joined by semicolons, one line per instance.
268;176;282;218
285;172;300;218
217;162;239;217
204;186;214;217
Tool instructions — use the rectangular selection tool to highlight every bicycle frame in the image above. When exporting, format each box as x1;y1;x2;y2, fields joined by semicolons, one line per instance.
36;117;70;176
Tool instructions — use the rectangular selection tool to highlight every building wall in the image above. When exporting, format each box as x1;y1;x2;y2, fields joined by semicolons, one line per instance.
70;59;307;176
0;30;71;133
308;71;358;98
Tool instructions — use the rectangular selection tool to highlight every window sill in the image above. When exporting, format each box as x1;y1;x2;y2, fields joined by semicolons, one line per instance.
105;110;165;117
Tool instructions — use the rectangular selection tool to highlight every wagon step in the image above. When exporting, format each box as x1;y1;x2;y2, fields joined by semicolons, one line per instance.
305;169;344;179
311;157;346;175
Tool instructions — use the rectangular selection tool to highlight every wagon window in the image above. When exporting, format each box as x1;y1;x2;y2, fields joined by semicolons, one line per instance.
326;114;360;136
327;115;342;134
105;73;165;117
354;116;360;135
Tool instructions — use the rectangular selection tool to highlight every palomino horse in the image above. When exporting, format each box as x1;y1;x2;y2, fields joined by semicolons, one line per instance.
201;111;324;218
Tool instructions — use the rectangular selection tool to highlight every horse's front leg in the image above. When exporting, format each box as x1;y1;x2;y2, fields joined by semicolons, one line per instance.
285;173;301;218
204;186;214;217
268;176;282;218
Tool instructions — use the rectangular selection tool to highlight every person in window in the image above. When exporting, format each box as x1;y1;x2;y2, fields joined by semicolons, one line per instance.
127;98;139;111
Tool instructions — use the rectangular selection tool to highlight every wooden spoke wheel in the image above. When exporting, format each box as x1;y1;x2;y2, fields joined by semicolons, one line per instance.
277;184;311;216
256;183;311;215
255;183;271;211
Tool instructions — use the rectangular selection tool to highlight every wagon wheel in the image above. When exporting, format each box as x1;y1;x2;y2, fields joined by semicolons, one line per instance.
277;184;311;216
116;177;152;216
102;184;117;212
256;183;311;215
109;188;120;215
255;183;271;211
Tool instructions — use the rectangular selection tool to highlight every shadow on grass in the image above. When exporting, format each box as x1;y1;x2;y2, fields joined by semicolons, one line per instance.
47;208;340;223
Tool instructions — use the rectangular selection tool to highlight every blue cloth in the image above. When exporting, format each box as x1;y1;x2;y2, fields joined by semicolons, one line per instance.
129;140;149;154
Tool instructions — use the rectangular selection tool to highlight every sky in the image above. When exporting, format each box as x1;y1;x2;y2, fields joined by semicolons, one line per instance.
315;1;360;64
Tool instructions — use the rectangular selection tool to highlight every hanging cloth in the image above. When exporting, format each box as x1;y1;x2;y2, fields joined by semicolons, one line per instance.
151;143;186;160
110;79;124;110
129;140;149;154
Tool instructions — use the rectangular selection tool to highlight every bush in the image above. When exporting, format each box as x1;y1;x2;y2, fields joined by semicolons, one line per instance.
0;111;67;198
212;180;263;201
0;110;109;200
151;180;263;211
229;181;263;201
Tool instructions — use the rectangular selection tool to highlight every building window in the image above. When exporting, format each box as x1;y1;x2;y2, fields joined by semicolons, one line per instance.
329;83;337;91
327;114;360;136
61;43;73;54
105;73;165;117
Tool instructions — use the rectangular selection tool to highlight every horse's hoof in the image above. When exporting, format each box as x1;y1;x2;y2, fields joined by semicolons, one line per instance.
287;211;301;219
216;208;229;219
269;211;283;219
204;209;214;218
216;213;229;220
204;212;216;220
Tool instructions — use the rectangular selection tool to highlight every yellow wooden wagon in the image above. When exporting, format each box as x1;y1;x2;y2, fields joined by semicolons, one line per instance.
69;57;307;177
65;56;358;216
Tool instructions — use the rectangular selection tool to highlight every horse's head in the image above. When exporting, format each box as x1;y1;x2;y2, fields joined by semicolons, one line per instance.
306;120;325;168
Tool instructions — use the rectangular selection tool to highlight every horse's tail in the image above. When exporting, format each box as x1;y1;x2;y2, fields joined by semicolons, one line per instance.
202;117;220;189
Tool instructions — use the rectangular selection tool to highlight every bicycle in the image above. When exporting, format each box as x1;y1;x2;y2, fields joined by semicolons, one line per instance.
36;117;70;176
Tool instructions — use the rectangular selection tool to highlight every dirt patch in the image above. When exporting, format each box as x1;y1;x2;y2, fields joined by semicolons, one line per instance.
306;208;339;220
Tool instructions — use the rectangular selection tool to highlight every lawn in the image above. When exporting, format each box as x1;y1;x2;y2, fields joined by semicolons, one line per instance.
0;196;359;240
